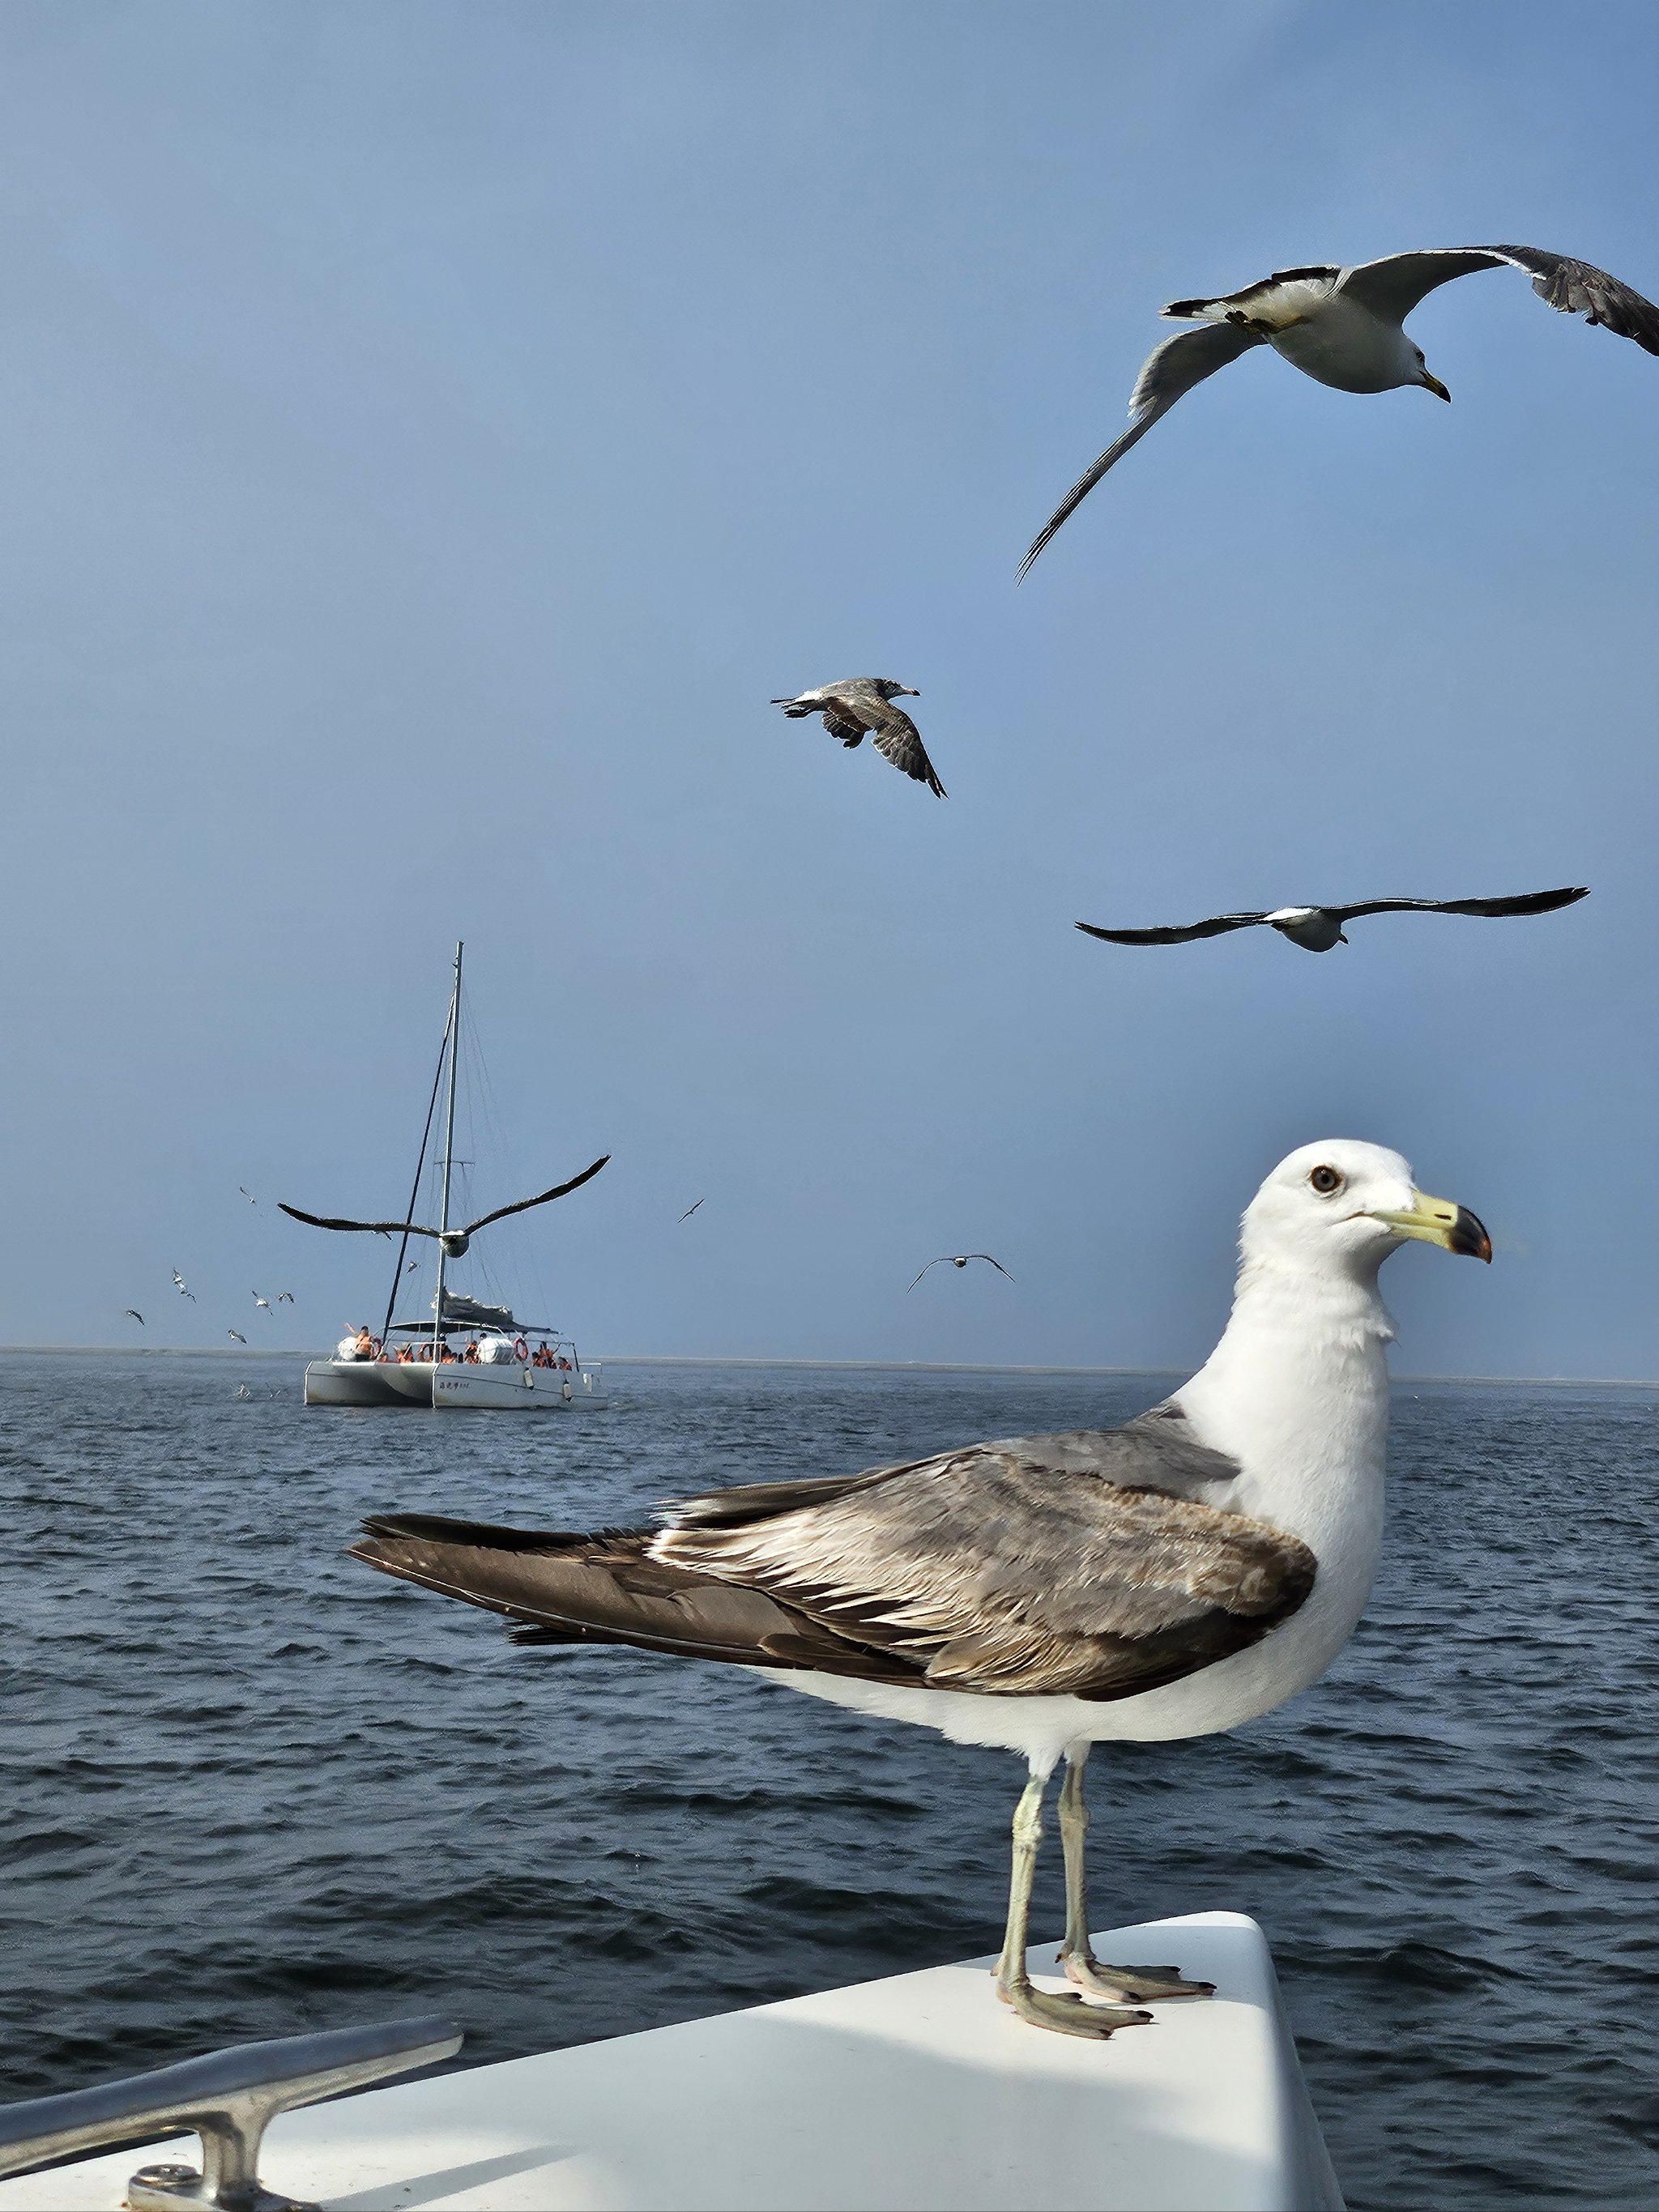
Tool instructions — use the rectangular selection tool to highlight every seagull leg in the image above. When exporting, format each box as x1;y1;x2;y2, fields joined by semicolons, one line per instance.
994;1770;1150;2038
1056;1750;1214;2004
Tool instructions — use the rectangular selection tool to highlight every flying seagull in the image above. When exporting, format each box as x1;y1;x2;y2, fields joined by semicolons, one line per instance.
678;1199;705;1222
354;1140;1490;2039
172;1269;196;1302
124;1309;145;1326
908;1253;1016;1291
276;1291;294;1304
1021;245;1659;574
239;1186;258;1207
279;1154;609;1259
771;679;946;798
1077;884;1589;955
252;1292;272;1315
227;1328;247;1345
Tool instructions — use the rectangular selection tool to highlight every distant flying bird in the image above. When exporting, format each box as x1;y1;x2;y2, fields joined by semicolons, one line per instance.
276;1291;294;1304
1020;245;1659;574
678;1199;705;1222
404;1260;419;1273
239;1187;258;1207
279;1155;610;1259
908;1254;1016;1292
124;1309;145;1326
227;1328;248;1345
252;1293;272;1315
172;1269;196;1302
1076;885;1589;956
771;679;946;798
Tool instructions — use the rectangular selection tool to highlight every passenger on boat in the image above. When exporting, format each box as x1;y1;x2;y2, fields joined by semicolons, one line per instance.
439;1341;458;1363
557;1354;572;1371
352;1325;376;1361
463;1340;479;1364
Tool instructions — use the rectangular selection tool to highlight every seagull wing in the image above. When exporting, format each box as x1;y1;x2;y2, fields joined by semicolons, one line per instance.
966;1255;1015;1281
821;710;867;748
125;1310;144;1323
1329;886;1589;923
463;1154;610;1235
1075;913;1266;946
1339;248;1659;353
1019;323;1266;578
907;1259;952;1291
279;1203;440;1238
863;699;947;798
350;1411;1313;1703
678;1199;705;1221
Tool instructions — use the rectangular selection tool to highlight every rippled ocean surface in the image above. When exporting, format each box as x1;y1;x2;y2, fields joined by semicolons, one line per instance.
6;1353;1658;2208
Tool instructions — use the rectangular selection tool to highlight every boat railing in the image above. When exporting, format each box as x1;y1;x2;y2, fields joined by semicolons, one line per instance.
0;2015;462;2209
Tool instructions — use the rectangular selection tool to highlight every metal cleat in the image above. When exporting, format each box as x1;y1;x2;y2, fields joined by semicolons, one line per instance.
0;2015;462;2211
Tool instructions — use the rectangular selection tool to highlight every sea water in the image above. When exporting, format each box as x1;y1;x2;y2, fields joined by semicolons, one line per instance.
4;1353;1657;2209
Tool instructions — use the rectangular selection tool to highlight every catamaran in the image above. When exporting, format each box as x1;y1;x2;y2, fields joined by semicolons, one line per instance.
293;943;608;1409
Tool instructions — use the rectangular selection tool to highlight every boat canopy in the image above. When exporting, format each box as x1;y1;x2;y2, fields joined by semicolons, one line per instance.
386;1294;557;1335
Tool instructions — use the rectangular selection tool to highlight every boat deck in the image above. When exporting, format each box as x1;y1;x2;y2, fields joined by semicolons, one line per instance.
0;1912;1341;2210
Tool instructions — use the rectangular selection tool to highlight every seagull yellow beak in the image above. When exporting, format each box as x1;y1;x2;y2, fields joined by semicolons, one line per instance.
1420;370;1452;403
1367;1189;1491;1261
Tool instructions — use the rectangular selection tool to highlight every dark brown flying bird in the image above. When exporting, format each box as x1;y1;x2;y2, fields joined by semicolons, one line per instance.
279;1155;608;1259
771;678;946;797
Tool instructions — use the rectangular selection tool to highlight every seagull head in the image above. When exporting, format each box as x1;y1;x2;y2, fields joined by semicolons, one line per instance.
875;680;920;699
1242;1140;1491;1285
1411;343;1451;402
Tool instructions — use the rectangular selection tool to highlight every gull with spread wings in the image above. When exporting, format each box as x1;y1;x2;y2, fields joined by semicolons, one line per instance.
1077;885;1588;955
909;1253;1016;1291
1021;245;1659;573
279;1155;609;1259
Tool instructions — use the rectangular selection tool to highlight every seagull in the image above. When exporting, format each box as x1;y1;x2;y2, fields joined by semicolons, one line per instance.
279;1155;609;1259
172;1269;197;1302
124;1309;145;1326
1077;884;1589;955
239;1187;258;1207
1021;245;1659;573
354;1140;1491;2039
252;1292;273;1315
276;1291;295;1304
771;679;946;798
678;1199;706;1222
908;1253;1016;1291
227;1328;248;1345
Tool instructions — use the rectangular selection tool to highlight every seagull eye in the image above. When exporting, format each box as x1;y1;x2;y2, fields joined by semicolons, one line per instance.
1309;1165;1343;1196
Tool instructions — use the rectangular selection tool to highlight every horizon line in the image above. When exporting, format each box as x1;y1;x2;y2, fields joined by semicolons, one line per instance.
0;1345;1653;1388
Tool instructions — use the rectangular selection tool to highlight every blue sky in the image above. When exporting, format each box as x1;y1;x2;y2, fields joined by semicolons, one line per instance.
2;0;1656;1376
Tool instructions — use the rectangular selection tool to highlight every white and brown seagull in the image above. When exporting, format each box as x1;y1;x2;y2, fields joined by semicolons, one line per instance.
908;1253;1015;1291
772;678;946;798
352;1140;1490;2039
1021;245;1659;574
1078;884;1589;954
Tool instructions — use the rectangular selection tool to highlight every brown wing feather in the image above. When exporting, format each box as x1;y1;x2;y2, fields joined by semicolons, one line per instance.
864;700;947;797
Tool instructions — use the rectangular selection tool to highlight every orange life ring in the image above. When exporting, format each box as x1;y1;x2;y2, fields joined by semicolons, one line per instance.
513;1336;529;1362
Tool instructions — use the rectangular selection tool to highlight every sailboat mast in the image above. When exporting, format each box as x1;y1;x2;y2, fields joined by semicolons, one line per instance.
432;940;463;1369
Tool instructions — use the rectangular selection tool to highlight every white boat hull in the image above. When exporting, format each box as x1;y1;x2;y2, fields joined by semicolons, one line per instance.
304;1359;604;1409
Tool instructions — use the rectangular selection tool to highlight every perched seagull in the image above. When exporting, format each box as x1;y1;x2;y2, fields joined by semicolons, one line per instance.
908;1253;1016;1292
354;1140;1490;2039
1021;245;1659;573
124;1309;145;1326
771;679;946;798
279;1155;609;1259
275;1291;295;1305
678;1199;706;1222
1077;884;1589;955
252;1292;273;1315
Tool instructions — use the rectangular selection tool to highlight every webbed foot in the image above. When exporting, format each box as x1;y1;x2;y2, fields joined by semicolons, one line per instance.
1060;1954;1214;2002
996;1975;1151;2038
